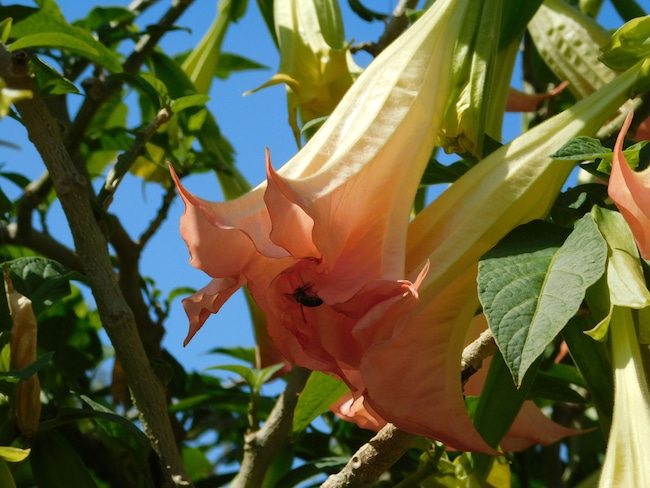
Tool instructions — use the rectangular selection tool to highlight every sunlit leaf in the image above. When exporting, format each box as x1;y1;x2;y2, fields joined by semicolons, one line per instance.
293;371;349;433
479;216;607;384
0;445;30;463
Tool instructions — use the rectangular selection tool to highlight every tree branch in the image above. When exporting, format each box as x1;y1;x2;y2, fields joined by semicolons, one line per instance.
321;424;416;488
138;182;176;249
461;328;497;385
0;46;191;488
1;222;82;273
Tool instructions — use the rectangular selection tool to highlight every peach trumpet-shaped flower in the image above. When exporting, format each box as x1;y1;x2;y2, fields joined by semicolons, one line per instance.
608;111;650;260
173;0;494;453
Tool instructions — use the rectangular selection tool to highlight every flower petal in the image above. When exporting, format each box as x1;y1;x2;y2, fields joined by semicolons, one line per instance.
608;111;650;259
505;82;569;112
359;267;496;453
500;402;584;452
181;276;245;346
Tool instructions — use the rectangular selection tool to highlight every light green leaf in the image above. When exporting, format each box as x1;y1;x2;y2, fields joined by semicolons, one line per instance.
600;15;650;71
592;206;650;308
9;9;122;73
31;56;80;97
479;216;607;384
0;18;12;44
9;33;122;74
0;446;30;463
170;94;210;114
550;136;612;161
215;52;268;80
209;364;257;387
292;371;349;433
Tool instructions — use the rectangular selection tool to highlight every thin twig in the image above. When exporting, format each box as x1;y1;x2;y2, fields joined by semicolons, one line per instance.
1;222;82;272
138;182;176;250
0;46;192;488
350;0;420;57
97;107;171;210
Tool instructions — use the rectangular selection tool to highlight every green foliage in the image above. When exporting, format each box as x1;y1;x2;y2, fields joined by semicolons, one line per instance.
479;216;607;384
293;371;349;433
8;7;123;73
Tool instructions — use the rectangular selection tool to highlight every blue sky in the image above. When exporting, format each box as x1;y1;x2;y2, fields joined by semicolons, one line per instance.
0;0;625;377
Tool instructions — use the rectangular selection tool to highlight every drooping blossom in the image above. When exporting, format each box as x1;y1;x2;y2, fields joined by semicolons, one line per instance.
608;111;650;259
246;0;362;145
173;0;494;452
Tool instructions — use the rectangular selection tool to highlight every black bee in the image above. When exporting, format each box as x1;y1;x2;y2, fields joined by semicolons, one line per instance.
289;283;323;307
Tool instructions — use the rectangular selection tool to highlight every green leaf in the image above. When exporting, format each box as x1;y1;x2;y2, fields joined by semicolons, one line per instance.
30;56;80;97
0;445;30;463
209;346;256;365
182;446;213;483
562;315;613;434
31;431;98;488
276;457;348;488
600;15;650;71
499;0;544;49
473;351;541;476
592;206;650;308
527;370;588;404
292;371;349;433
215;52;268;80
74;6;135;32
170;94;210;114
9;7;122;73
0;18;12;45
6;257;84;316
9;29;122;73
479;216;607;384
0;458;15;488
550;136;612;161
0;351;54;382
209;364;257;386
208;363;283;394
109;72;167;111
